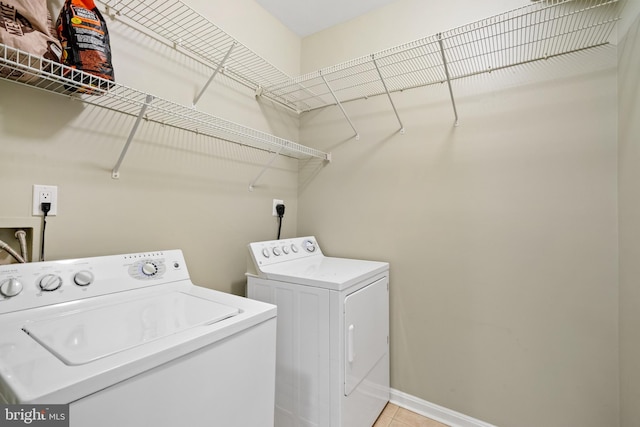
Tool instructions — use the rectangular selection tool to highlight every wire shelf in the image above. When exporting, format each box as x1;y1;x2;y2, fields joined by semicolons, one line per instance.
0;44;330;164
103;0;314;112
1;0;619;173
267;0;620;112
100;0;619;118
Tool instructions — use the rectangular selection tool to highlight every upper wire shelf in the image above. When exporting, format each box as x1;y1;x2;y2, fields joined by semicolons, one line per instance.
267;0;620;112
0;43;330;165
103;0;620;118
102;0;310;112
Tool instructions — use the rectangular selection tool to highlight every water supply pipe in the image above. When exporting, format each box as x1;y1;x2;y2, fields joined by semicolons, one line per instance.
0;239;25;263
14;230;28;262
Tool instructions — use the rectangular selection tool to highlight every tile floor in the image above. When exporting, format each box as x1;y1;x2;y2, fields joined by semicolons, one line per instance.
373;403;450;427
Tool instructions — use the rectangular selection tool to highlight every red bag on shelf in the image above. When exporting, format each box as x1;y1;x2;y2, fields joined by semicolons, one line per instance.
56;0;114;84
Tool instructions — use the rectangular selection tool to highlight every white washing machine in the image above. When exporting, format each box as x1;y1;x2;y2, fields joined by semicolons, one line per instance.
0;249;277;427
246;236;389;427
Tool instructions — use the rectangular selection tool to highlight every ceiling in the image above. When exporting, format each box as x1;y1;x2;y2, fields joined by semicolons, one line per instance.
253;0;397;37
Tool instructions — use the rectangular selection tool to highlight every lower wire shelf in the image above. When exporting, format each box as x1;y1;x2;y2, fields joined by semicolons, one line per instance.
0;43;331;179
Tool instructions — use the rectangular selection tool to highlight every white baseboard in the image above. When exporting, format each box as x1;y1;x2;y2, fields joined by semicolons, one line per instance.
390;388;497;427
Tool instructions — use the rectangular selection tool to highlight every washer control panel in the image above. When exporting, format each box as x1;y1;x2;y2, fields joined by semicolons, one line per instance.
0;250;188;314
248;236;323;268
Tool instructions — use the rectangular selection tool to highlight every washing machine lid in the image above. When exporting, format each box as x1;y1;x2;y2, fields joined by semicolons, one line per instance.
22;291;239;366
258;256;388;290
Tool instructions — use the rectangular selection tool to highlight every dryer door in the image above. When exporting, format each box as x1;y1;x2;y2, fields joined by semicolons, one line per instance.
344;276;389;396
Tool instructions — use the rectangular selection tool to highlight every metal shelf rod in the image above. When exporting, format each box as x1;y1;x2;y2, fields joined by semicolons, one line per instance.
372;56;405;134
112;94;154;179
248;147;285;192
437;33;459;127
321;74;360;140
193;42;235;107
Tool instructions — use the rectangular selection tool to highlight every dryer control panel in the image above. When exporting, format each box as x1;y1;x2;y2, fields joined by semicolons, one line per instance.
0;250;189;314
248;236;323;270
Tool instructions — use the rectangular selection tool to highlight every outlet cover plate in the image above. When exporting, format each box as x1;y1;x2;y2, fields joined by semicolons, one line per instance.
272;199;284;216
32;185;58;216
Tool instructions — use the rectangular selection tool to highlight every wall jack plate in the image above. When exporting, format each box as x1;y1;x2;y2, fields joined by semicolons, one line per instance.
272;199;284;216
32;185;58;216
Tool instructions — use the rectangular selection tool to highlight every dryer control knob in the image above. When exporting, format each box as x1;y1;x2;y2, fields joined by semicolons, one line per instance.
39;274;62;292
74;270;94;287
0;278;23;297
142;262;158;276
262;248;270;258
302;239;316;252
282;245;290;254
291;244;298;253
272;247;282;256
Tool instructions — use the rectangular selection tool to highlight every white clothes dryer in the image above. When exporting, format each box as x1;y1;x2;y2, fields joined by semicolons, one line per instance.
0;250;277;427
247;236;389;427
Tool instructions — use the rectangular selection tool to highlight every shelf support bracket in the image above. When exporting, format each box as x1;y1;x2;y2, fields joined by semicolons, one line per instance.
248;147;285;192
321;74;360;140
193;43;236;107
437;33;459;127
112;94;154;179
372;55;405;134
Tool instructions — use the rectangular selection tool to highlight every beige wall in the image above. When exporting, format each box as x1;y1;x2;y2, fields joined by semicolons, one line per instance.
298;1;620;426
0;0;301;294
618;1;640;426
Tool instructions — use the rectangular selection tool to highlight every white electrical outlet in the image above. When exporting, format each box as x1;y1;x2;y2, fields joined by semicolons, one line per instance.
32;185;58;216
272;199;284;216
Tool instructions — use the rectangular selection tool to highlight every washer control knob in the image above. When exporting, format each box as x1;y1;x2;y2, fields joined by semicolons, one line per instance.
262;248;270;258
0;278;23;297
272;247;281;256
291;244;298;253
74;270;94;287
282;245;290;255
142;262;158;276
302;239;316;252
39;274;62;292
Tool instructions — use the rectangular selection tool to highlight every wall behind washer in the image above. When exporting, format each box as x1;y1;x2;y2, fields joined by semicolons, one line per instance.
297;1;619;426
0;0;302;294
